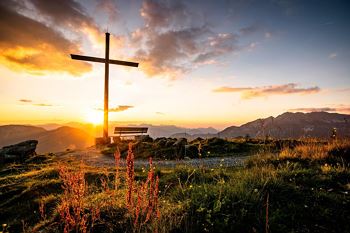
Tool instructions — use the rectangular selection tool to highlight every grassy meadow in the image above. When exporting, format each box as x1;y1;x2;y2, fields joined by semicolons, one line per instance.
0;139;349;233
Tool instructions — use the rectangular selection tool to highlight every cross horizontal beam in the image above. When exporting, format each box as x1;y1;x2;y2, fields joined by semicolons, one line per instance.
70;54;139;67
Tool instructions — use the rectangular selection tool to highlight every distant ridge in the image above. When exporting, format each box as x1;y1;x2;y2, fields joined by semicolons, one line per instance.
0;125;94;153
219;112;350;139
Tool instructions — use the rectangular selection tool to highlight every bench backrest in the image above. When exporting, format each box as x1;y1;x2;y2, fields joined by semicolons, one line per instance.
114;127;148;135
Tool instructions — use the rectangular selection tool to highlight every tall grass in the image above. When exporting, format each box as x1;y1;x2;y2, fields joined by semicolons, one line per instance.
54;143;160;233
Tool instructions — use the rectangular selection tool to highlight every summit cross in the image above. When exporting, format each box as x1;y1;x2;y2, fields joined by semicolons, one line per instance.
71;32;139;143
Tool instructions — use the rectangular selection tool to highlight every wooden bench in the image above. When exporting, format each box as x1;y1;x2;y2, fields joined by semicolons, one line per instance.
113;127;148;141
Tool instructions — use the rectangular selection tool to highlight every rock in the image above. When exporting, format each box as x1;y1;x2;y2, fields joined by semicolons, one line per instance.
137;135;153;143
173;138;187;158
165;138;177;147
173;138;188;146
0;140;38;163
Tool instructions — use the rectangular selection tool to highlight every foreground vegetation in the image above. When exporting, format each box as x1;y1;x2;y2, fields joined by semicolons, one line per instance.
101;136;282;159
0;139;349;232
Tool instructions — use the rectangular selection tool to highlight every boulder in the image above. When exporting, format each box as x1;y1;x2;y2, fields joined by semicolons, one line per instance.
155;137;167;147
0;140;38;162
165;138;177;147
173;138;187;158
173;138;188;146
137;135;153;143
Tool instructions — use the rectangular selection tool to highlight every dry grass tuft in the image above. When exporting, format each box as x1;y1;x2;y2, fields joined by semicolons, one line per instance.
279;139;350;160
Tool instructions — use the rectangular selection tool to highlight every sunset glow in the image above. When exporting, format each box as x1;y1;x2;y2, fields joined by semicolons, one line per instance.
84;110;103;125
0;0;349;129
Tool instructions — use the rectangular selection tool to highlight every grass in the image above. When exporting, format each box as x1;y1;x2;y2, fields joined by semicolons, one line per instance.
0;139;349;232
101;137;265;159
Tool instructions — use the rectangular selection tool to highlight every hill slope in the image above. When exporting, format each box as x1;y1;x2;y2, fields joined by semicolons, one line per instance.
0;125;94;153
220;112;350;139
0;125;47;146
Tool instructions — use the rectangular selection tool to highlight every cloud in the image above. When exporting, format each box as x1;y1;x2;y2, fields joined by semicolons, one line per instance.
95;0;119;23
19;99;32;103
156;112;165;115
135;26;211;77
29;0;91;29
97;105;134;112
29;0;124;48
18;99;54;107
265;32;272;38
213;83;320;99
289;107;350;114
329;53;337;59
0;0;126;76
193;33;239;64
33;103;54;107
140;0;188;29
109;105;134;112
132;0;243;78
239;25;259;35
0;1;91;75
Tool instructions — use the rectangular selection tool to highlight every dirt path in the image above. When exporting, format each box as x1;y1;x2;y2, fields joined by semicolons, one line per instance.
56;147;248;168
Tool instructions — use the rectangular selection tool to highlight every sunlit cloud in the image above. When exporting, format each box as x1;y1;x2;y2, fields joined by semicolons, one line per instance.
0;1;91;76
97;105;134;112
213;83;320;99
33;103;54;107
0;0;126;76
109;105;134;112
19;99;32;103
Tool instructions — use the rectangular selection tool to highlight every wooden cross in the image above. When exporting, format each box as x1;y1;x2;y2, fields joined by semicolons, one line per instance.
71;32;139;143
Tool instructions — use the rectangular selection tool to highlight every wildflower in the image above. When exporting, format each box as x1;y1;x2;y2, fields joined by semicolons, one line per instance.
126;143;135;209
114;147;121;190
39;199;45;220
58;163;89;233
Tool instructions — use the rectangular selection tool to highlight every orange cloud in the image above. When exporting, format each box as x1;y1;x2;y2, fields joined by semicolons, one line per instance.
213;83;320;99
0;2;91;76
97;105;134;112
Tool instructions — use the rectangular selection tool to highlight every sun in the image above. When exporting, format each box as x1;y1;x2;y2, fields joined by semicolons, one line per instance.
84;110;103;125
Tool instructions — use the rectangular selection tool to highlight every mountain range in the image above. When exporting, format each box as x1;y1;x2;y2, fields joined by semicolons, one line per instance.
219;111;350;139
1;112;349;153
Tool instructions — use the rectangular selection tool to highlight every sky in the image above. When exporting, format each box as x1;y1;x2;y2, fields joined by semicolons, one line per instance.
0;0;349;129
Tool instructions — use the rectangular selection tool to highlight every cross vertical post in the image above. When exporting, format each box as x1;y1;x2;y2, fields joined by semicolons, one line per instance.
104;32;110;141
70;32;139;145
